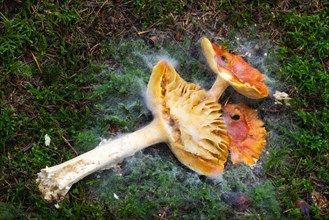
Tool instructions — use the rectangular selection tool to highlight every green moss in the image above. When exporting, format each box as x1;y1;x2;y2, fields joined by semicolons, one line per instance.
265;5;329;218
131;0;188;27
249;181;280;218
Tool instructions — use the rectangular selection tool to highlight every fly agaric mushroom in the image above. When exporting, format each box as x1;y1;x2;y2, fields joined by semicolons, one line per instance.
201;37;268;100
222;103;266;165
37;60;229;201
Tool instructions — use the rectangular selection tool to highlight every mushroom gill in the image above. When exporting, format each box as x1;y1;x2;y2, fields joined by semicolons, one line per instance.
148;61;229;176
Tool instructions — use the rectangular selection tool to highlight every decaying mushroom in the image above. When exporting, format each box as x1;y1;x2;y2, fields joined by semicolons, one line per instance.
222;103;266;165
201;37;268;165
147;61;229;176
37;60;229;201
201;37;268;100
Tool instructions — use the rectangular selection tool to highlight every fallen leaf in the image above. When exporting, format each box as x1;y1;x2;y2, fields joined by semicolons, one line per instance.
149;36;159;43
311;191;328;215
295;199;310;217
221;192;250;211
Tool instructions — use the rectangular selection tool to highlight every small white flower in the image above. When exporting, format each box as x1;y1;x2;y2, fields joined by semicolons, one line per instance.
264;53;268;56
113;193;119;200
273;91;291;106
54;203;60;209
45;134;51;146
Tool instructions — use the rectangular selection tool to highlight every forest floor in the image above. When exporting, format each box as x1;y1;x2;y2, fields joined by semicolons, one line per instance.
0;1;328;219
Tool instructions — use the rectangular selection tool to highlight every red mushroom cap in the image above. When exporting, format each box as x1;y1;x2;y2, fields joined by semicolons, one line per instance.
222;103;266;165
201;37;268;99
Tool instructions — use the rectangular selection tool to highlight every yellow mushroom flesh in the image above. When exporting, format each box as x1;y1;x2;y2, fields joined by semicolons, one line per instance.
148;61;229;176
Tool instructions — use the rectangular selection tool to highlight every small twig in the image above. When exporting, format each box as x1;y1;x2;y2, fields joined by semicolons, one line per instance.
7;151;11;165
293;158;302;177
160;206;168;219
283;208;293;214
89;43;100;54
31;52;42;73
143;19;162;31
137;29;152;35
62;136;79;156
22;141;35;153
261;108;286;113
266;172;277;179
87;0;109;28
321;60;327;73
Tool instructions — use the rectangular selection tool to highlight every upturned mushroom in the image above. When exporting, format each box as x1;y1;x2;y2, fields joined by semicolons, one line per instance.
201;37;268;165
201;37;268;100
37;60;229;201
222;103;266;165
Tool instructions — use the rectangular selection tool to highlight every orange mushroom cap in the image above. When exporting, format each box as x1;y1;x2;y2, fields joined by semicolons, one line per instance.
201;37;268;99
222;103;266;165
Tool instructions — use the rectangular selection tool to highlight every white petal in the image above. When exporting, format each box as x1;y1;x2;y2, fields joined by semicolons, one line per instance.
45;134;51;146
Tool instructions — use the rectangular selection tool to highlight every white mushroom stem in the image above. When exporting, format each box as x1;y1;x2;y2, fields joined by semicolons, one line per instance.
208;76;229;101
37;120;166;201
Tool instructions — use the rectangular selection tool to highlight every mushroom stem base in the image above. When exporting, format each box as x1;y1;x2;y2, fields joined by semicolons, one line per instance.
36;120;166;201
